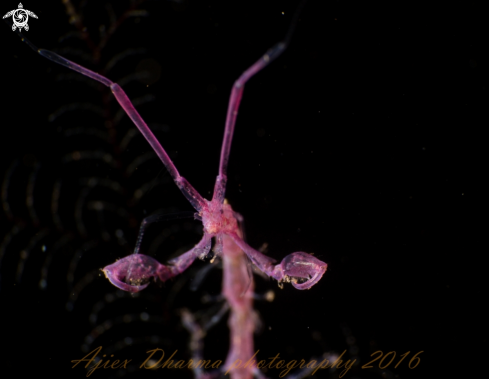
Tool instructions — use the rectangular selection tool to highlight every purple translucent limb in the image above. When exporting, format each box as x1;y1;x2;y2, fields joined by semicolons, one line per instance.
214;43;286;202
218;43;286;179
38;49;205;212
102;235;211;293
228;233;327;290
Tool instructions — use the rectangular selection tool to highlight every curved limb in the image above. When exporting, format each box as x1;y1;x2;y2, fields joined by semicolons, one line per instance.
228;233;327;290
166;235;212;275
102;234;212;292
278;252;327;290
102;254;164;293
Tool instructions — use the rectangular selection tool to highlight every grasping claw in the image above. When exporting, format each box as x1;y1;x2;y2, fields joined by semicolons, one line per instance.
102;236;211;293
102;254;172;293
278;252;327;290
228;233;327;290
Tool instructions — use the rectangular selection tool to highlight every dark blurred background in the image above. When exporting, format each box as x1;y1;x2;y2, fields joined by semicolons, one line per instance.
1;1;487;378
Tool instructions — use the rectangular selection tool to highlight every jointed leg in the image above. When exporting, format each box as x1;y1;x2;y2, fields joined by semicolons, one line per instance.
228;233;327;290
102;234;212;292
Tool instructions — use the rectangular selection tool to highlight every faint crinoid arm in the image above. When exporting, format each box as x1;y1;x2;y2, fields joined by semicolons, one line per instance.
181;307;231;379
61;0;151;62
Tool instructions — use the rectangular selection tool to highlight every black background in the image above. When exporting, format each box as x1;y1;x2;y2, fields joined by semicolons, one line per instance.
1;1;487;378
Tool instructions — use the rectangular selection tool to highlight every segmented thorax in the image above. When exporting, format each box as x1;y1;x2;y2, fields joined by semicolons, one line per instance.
201;200;239;236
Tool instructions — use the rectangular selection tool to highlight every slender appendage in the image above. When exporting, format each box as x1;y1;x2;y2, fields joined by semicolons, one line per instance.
36;49;206;211
133;212;195;255
211;175;227;204
217;42;286;183
215;0;307;198
38;49;112;86
167;235;212;269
